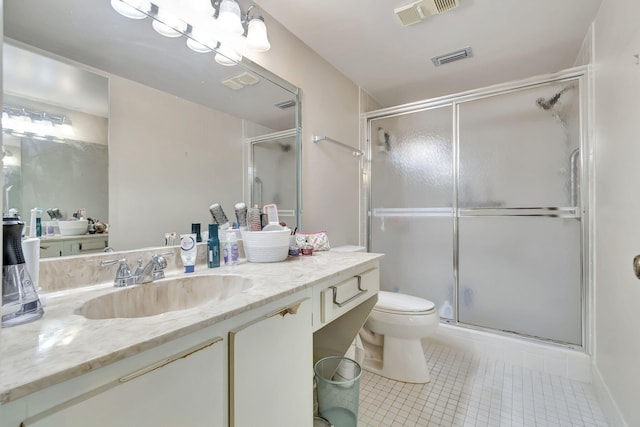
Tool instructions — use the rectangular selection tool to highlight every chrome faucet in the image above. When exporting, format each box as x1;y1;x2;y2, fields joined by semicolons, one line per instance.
133;252;174;284
102;252;174;287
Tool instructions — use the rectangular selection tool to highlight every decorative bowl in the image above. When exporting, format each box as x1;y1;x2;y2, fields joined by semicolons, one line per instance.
58;219;89;236
240;229;291;263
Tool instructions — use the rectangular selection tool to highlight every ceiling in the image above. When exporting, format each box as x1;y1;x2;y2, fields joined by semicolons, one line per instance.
253;0;603;107
2;0;604;116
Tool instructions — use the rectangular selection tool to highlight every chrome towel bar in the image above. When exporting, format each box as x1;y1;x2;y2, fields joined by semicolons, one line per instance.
312;135;364;157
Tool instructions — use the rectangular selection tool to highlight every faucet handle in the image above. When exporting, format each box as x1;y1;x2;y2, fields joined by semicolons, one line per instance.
151;252;174;280
101;258;136;287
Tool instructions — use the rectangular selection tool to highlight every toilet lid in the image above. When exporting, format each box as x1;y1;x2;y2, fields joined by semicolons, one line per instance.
375;291;435;314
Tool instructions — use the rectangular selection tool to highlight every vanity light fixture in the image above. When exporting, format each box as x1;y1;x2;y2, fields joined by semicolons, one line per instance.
110;0;151;19
2;106;74;141
111;0;272;67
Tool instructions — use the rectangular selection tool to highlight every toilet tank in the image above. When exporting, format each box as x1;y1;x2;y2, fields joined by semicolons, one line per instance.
332;245;366;253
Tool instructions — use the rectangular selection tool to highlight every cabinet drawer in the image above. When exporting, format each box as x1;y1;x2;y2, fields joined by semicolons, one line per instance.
321;267;379;324
67;238;108;255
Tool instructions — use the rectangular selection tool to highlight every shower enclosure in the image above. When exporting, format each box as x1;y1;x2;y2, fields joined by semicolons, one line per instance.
365;70;588;347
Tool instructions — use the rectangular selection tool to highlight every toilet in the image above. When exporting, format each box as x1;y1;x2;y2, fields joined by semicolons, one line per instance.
359;291;439;383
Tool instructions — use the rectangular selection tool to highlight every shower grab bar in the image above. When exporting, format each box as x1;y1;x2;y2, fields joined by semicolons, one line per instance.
253;177;262;208
372;207;579;219
570;148;580;207
372;207;454;217
459;207;580;218
312;135;364;157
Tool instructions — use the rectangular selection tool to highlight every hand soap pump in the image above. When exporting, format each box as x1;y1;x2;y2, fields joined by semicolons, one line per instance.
207;224;220;268
2;215;45;327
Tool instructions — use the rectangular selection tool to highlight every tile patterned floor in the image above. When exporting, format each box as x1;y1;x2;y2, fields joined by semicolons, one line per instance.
357;343;608;427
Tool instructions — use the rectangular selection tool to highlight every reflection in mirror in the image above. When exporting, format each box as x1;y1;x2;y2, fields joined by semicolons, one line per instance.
3;0;301;254
249;130;297;227
2;43;110;257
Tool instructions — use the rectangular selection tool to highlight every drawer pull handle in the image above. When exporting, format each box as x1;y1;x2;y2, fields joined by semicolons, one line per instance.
269;302;302;318
331;275;367;308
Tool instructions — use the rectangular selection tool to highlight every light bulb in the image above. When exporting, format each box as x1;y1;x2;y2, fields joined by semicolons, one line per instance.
152;9;187;37
217;0;244;35
215;45;242;66
246;17;270;52
110;0;150;20
187;27;216;53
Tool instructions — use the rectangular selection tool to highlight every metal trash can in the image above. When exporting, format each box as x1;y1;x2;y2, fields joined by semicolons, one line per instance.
314;356;362;427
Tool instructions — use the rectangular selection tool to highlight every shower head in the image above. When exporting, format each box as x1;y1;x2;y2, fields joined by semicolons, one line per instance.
277;142;291;152
535;84;576;111
376;127;391;152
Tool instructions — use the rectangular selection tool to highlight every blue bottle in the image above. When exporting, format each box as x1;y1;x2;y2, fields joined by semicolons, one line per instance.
207;224;220;268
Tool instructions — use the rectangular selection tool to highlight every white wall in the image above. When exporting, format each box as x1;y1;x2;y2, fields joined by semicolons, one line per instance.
109;77;244;250
245;11;361;247
593;0;640;425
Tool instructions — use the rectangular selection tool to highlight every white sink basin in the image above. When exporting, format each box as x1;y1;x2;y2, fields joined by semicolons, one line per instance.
75;274;252;319
58;219;89;236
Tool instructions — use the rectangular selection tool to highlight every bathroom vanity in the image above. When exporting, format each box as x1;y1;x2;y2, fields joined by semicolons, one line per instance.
0;249;381;426
38;234;109;258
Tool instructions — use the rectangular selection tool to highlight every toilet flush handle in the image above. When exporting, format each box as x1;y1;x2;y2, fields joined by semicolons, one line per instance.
331;275;368;308
633;255;640;279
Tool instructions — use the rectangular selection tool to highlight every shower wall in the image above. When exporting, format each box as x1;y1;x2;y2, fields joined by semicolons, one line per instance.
367;75;585;346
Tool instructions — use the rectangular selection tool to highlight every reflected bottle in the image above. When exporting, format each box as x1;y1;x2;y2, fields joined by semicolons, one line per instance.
192;223;202;243
2;216;44;327
207;224;220;268
224;230;239;266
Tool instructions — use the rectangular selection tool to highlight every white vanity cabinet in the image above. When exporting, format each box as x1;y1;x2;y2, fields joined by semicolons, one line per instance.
229;297;313;427
13;332;226;427
39;235;109;258
0;256;382;427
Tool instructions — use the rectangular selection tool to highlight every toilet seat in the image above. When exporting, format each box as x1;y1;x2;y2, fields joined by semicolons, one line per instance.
374;291;435;315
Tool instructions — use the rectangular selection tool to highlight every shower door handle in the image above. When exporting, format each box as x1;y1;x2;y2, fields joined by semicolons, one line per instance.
570;148;580;207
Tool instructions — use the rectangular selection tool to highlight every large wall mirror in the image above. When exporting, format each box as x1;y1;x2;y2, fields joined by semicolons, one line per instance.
2;0;301;255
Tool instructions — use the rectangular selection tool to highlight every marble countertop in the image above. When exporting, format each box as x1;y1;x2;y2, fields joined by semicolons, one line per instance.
0;251;382;404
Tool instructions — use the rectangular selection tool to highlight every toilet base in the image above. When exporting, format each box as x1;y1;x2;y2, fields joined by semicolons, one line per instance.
362;335;431;383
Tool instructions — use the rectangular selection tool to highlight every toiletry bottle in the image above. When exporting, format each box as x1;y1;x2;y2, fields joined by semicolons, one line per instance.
208;224;220;268
225;230;239;266
192;223;202;243
180;234;197;273
35;217;42;237
29;208;40;238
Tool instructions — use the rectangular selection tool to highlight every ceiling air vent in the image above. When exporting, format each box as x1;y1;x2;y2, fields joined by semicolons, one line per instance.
394;0;459;26
221;72;260;90
274;100;296;109
431;47;473;67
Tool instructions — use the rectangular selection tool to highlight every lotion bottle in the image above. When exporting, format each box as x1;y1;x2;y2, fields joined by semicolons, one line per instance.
207;224;220;268
180;233;197;273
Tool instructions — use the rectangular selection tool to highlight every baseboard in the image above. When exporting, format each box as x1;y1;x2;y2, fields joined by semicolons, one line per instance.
592;365;627;427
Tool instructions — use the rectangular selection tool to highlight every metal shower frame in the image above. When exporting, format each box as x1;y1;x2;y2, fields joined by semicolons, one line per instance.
361;66;592;351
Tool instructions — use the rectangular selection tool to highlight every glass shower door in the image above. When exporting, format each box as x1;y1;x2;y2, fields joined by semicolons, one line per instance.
457;80;582;345
369;106;455;318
